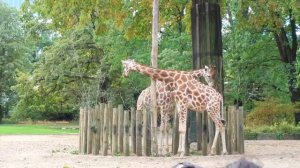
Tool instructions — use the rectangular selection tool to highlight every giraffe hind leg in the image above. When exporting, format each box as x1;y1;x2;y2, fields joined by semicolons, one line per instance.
209;112;228;155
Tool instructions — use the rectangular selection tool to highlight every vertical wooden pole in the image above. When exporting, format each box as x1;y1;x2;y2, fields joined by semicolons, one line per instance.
99;103;105;150
92;107;97;155
87;107;93;154
131;107;136;154
237;106;245;154
143;109;151;156
118;104;124;153
172;109;179;155
112;108;118;155
102;104;108;156
93;105;101;155
79;107;83;153
226;106;233;154
124;110;130;156
83;107;88;154
185;116;190;156
108;101;113;151
136;109;143;156
150;0;159;156
196;113;202;150
202;110;208;156
231;106;237;153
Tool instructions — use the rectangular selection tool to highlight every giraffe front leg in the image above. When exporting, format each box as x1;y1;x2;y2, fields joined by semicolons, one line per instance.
210;128;220;155
220;126;228;155
177;111;187;157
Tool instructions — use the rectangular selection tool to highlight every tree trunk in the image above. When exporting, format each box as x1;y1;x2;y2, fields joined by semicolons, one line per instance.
190;0;223;154
150;0;159;156
273;13;298;102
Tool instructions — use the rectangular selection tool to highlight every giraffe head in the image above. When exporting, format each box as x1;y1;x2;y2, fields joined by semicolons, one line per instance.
204;65;217;87
121;59;137;77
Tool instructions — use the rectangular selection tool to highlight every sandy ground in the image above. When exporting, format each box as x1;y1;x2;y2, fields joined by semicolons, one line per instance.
0;135;299;168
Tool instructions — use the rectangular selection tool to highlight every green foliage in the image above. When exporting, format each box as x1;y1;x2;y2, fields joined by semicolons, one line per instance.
244;127;258;140
12;26;102;120
0;2;30;120
245;121;300;139
246;98;297;127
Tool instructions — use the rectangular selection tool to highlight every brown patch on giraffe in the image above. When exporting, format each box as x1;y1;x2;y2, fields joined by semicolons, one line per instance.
179;84;186;91
153;73;159;80
181;75;187;82
148;69;155;74
187;82;196;90
160;71;168;78
169;72;175;77
174;74;180;80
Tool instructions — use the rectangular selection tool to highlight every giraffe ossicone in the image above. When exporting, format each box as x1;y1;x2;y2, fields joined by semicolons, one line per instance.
122;59;227;157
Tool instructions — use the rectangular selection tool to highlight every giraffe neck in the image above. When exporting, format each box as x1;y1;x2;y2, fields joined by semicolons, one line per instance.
186;69;205;78
134;63;175;83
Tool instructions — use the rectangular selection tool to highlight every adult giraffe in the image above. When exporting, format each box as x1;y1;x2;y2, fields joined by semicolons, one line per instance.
137;66;216;155
122;59;227;157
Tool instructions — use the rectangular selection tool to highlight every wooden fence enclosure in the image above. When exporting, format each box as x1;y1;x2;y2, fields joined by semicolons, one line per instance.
79;102;244;156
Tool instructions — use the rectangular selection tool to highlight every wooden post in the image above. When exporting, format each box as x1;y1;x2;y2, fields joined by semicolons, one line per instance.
136;109;143;156
102;104;109;156
93;105;101;155
99;103;105;150
226;106;233;154
79;107;83;153
91;107;97;155
202;110;208;156
124;110;130;156
143;109;151;156
108;101;113;151
237;106;245;154
150;0;159;156
83;107;88;154
172;109;179;155
118;104;124;153
131;107;136;154
230;106;237;153
196;113;202;150
87;107;93;154
112;108;118;155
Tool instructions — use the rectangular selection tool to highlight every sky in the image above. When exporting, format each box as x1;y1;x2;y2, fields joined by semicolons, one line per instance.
1;0;23;9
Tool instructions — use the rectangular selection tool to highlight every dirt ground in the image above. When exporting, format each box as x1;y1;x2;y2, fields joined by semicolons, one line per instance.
0;135;299;168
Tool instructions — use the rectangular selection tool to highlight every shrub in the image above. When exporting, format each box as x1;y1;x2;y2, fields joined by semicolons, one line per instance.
245;121;300;139
246;98;297;127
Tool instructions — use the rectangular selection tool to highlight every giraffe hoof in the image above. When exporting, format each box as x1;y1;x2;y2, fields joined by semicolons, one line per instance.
179;152;185;158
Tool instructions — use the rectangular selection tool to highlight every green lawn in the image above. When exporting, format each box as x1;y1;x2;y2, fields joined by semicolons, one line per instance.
0;124;79;135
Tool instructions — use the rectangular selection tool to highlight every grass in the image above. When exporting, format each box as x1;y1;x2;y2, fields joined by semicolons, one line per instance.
0;124;79;135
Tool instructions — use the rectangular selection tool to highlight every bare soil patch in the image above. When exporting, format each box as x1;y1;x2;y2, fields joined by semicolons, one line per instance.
0;135;299;168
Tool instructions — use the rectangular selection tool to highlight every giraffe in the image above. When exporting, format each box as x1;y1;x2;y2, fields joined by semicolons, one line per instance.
122;59;227;157
136;66;217;156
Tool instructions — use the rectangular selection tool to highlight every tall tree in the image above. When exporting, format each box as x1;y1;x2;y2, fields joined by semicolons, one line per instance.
237;0;299;102
0;2;28;121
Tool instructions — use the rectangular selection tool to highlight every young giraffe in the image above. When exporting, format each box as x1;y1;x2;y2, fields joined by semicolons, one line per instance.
122;59;227;157
137;66;217;155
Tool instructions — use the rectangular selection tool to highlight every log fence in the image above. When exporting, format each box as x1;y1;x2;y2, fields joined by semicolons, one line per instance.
79;103;244;156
